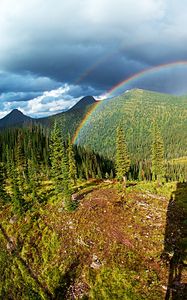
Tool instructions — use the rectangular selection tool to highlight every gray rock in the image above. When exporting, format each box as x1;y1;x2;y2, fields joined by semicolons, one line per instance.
9;216;17;224
90;254;102;269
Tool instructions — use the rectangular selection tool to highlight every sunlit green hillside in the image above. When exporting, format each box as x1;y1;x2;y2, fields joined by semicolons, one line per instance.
76;89;187;161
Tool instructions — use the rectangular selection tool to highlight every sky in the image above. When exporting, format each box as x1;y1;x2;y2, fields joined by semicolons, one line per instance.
1;0;187;118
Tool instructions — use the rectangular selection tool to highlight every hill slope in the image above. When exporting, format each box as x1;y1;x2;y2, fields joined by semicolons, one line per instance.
39;96;97;137
75;89;187;160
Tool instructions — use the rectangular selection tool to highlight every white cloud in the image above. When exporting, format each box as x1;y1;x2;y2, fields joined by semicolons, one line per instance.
0;85;84;118
83;0;165;24
26;86;76;116
0;110;10;119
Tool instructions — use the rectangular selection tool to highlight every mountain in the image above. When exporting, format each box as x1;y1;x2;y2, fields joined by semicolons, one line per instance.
0;109;33;128
69;95;96;111
0;96;97;131
1;90;187;162
39;95;97;136
75;89;187;160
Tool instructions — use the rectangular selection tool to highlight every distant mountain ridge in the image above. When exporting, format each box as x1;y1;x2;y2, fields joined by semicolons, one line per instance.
0;89;187;161
0;96;96;129
0;109;33;128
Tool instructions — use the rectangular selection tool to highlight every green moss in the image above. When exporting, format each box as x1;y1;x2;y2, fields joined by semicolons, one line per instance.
88;267;141;300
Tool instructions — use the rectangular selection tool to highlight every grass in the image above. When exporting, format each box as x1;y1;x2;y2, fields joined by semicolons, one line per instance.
169;156;187;164
0;180;186;299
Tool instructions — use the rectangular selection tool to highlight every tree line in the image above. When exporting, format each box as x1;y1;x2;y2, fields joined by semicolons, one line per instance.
0;121;186;213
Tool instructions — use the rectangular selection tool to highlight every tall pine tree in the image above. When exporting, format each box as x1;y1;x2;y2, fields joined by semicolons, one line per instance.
151;121;165;182
15;131;27;197
115;127;130;183
50;122;64;193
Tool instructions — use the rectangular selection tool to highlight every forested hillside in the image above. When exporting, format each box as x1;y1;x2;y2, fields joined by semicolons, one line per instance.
1;90;187;165
38;96;97;138
0;96;96;139
0;90;187;299
0;121;186;298
76;89;187;161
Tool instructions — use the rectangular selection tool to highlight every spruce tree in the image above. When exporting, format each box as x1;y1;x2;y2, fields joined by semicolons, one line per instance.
151;121;165;182
50;122;64;193
115;127;130;183
15;131;26;195
5;145;13;179
27;153;39;203
5;143;25;213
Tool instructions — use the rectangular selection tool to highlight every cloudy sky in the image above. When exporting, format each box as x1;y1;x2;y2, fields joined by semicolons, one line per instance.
1;0;187;118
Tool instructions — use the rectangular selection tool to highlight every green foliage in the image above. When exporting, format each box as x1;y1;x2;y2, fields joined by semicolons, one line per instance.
89;267;141;300
115;126;130;182
11;164;26;215
151;121;165;181
76;89;187;180
0;89;186;299
27;156;39;202
50;122;64;193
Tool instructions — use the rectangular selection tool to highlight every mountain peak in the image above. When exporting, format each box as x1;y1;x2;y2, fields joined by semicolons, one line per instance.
9;108;24;115
0;109;32;128
80;95;96;103
70;96;96;111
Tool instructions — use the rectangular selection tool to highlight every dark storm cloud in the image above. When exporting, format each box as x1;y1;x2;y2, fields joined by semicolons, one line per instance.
0;91;42;102
0;0;187;117
0;71;61;93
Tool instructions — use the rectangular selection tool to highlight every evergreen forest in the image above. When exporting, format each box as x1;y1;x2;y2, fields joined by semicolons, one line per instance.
0;89;186;299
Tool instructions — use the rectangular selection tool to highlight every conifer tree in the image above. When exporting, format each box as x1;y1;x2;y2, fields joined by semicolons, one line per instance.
68;135;77;185
5;145;13;179
138;161;144;181
15;131;26;195
50;122;64;193
115;127;130;183
151;121;165;182
27;153;39;202
5;142;25;213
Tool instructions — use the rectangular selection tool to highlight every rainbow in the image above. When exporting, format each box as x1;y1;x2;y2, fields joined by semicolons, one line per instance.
105;60;187;97
72;60;187;144
72;101;98;144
